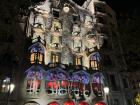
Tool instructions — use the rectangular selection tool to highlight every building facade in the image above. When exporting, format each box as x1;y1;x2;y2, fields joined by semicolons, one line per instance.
0;0;135;105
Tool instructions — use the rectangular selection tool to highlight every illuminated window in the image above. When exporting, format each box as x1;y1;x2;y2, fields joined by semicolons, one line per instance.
29;42;45;64
90;52;101;70
1;77;10;93
51;53;60;63
75;56;82;65
45;68;69;96
26;66;43;94
30;53;43;64
92;72;104;96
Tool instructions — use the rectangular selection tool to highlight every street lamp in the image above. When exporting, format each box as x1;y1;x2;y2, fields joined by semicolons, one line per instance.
103;87;109;105
103;87;109;94
7;83;15;105
9;83;15;93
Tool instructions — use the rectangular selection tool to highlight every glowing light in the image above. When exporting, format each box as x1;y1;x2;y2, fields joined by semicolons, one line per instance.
78;101;89;105
63;6;70;13
64;100;75;105
103;87;109;94
10;83;15;93
95;102;106;105
48;101;59;105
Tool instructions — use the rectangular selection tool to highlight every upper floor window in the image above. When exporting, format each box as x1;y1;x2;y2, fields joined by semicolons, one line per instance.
89;52;101;70
51;53;61;63
72;14;79;22
75;56;82;65
29;42;45;64
52;9;59;18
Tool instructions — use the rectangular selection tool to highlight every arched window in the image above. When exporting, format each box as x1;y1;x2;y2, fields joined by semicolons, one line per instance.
89;52;101;70
45;67;69;96
70;70;90;98
29;42;45;64
25;65;44;94
92;72;105;96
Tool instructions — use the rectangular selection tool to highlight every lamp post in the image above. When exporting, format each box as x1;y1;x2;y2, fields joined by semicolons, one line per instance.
103;87;109;105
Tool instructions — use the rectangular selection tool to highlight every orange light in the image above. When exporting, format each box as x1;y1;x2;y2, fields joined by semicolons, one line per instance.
48;101;59;105
95;102;106;105
78;101;89;105
64;100;75;105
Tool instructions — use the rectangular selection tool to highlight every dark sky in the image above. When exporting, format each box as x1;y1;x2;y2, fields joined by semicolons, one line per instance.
73;0;139;13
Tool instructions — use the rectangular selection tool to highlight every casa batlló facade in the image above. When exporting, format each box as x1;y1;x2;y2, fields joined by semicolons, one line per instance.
0;0;135;105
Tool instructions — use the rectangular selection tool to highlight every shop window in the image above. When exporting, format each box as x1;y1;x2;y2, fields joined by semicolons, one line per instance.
90;52;101;70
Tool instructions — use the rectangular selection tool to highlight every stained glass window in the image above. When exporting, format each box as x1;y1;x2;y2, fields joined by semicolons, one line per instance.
25;65;44;93
70;70;90;95
45;68;69;95
29;42;45;64
92;72;104;96
90;52;101;70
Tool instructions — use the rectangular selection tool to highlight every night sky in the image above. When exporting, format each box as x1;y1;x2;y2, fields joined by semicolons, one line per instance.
73;0;139;13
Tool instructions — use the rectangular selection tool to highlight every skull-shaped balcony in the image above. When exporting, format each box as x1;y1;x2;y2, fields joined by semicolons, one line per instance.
50;43;62;51
51;19;62;36
33;23;46;34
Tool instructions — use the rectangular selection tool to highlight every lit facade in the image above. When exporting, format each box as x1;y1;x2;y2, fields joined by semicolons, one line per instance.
0;0;135;105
